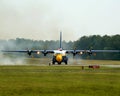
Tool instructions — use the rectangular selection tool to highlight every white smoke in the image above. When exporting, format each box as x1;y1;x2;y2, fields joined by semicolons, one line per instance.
0;40;27;65
0;53;27;65
0;55;26;65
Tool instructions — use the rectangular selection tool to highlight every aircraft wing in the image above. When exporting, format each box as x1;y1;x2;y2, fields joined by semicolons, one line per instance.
1;50;54;56
2;50;30;53
2;49;120;56
66;49;120;56
66;50;86;56
66;50;85;53
91;50;120;53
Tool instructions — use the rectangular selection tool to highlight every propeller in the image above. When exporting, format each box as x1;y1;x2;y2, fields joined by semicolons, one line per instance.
87;50;92;56
43;50;47;56
72;48;77;59
26;48;33;56
72;48;83;58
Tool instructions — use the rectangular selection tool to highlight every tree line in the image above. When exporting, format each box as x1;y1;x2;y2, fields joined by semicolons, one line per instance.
0;35;120;60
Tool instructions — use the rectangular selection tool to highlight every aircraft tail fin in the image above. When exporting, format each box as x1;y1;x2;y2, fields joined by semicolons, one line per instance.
60;32;62;49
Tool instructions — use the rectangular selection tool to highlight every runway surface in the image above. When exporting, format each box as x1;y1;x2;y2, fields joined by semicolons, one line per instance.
0;58;119;68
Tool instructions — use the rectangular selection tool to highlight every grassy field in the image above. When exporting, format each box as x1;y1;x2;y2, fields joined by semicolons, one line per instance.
0;59;120;96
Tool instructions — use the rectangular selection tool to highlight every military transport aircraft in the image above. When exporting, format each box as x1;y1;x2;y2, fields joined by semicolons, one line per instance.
1;32;120;65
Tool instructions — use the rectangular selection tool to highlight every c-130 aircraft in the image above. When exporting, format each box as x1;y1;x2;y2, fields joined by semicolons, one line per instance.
2;32;120;65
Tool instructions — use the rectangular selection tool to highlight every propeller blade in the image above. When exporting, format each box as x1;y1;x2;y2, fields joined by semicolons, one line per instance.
27;49;32;56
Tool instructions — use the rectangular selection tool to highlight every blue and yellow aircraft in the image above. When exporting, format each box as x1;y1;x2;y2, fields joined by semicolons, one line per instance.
2;32;120;65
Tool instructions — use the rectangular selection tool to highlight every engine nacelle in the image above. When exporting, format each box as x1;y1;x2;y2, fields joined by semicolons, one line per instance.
87;50;92;55
43;50;48;56
27;50;32;56
73;50;77;56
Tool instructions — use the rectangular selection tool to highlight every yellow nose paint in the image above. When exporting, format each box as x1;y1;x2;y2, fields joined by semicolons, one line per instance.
56;54;62;62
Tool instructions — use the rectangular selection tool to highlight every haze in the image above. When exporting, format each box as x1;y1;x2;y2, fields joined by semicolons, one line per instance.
0;0;120;41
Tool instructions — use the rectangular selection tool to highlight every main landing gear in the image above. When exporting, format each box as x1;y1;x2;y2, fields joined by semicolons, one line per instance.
52;60;68;65
52;56;68;65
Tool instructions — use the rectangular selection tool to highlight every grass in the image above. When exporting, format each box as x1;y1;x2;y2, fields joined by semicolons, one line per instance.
0;62;120;96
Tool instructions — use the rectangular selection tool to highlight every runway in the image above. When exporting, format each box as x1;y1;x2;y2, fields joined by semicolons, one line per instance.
0;58;119;68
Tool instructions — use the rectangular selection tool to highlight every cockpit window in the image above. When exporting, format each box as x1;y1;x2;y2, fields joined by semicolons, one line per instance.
54;50;66;56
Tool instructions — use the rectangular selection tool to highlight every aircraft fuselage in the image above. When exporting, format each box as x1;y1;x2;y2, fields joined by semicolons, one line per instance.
52;50;68;64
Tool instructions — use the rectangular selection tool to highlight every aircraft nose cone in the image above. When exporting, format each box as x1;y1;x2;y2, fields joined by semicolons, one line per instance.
56;54;62;62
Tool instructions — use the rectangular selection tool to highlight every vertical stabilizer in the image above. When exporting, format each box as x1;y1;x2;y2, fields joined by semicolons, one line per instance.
60;32;62;49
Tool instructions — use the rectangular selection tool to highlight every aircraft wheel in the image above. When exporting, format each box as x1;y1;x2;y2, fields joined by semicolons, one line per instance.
65;61;67;65
52;61;55;65
58;62;61;65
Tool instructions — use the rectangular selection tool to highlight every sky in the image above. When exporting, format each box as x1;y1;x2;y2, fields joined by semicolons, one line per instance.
0;0;120;41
